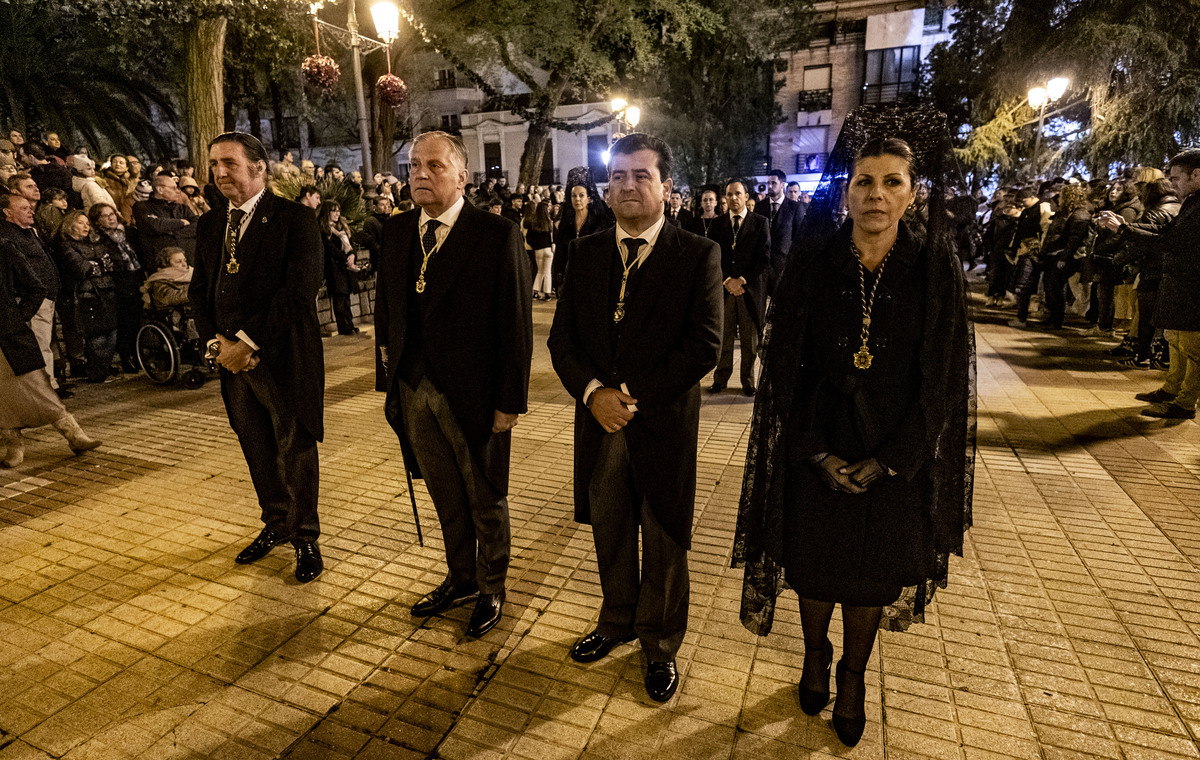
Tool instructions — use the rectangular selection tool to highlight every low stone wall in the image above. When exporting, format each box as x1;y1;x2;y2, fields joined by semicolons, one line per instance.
316;273;376;334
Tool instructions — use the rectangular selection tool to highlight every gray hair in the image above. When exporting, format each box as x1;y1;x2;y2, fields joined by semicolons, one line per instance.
412;130;468;171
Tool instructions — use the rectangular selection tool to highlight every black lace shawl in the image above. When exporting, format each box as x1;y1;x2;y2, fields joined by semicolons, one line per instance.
732;104;977;634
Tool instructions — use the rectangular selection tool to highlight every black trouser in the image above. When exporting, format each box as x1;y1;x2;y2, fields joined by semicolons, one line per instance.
114;273;144;367
83;330;117;382
1135;289;1159;360
330;291;355;334
987;253;1012;299
589;430;689;662
397;376;510;594
714;292;759;388
222;369;321;543
1042;259;1077;327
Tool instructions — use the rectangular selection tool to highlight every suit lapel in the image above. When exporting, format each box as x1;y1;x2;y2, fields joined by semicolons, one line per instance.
421;200;477;317
236;190;275;272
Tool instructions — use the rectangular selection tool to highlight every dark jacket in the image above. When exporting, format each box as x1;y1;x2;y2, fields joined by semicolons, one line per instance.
710;210;771;329
1042;206;1093;265
0;221;60;297
665;207;693;228
57;235;118;337
375;200;533;484
322;230;355;295
1124;194;1200;329
1112;195;1181;291
758;195;805;290
133;197;198;266
553;207;611;283
358;212;388;261
189;190;326;440
0;245;50;375
547;220;723;548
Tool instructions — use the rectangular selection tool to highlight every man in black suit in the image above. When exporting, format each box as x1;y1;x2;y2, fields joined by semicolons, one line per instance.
375;131;532;639
664;190;692;227
710;179;770;395
189;132;326;583
757;170;806;294
548;133;723;703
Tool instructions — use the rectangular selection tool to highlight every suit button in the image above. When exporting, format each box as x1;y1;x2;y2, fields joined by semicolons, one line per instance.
841;290;854;301
877;337;889;348
836;336;850;348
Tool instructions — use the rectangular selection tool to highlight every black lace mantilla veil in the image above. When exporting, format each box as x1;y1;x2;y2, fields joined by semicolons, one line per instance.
732;103;978;635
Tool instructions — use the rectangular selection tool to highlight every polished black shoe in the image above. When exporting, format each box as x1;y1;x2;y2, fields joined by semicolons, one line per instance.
466;592;504;637
708;382;726;394
831;659;866;747
411;577;479;617
645;660;678;702
235;528;289;565
798;638;833;716
570;630;637;663
294;542;323;583
1141;403;1196;420
1135;388;1176;403
54;387;75;400
743;385;756;397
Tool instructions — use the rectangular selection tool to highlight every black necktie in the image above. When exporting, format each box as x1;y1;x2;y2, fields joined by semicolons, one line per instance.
771;201;778;220
733;215;741;235
225;208;245;262
422;219;441;253
623;238;646;269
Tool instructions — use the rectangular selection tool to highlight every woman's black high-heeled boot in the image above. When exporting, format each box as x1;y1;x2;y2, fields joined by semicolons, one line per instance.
798;638;833;715
832;659;867;747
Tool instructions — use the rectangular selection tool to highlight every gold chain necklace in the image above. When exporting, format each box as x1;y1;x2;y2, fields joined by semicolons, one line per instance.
852;240;894;370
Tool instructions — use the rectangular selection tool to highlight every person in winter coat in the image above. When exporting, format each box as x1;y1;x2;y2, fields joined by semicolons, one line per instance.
1037;184;1093;329
55;211;119;383
69;155;117;213
1088;180;1143;333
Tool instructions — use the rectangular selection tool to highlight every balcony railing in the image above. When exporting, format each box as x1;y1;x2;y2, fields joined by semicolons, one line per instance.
433;74;458;90
861;81;919;105
798;88;833;112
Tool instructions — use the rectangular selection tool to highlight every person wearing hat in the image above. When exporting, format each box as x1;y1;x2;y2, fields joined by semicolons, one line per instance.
178;175;211;216
133;173;198;267
69;155;116;213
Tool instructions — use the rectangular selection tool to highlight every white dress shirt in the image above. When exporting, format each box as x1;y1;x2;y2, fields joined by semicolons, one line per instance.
418;195;466;249
725;208;748;286
227;187;266;350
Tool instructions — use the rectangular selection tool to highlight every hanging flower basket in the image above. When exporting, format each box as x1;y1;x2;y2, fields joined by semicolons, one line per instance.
376;74;408;107
302;55;340;92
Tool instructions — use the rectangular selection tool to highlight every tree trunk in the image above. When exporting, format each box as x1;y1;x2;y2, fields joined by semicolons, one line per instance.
270;80;286;159
246;69;262;141
185;16;228;186
371;93;397;176
517;72;570;187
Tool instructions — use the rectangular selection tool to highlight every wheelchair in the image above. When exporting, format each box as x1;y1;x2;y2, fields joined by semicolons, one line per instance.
135;306;212;389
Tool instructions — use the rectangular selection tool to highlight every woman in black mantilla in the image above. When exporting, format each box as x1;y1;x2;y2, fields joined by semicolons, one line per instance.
551;167;612;294
733;105;975;748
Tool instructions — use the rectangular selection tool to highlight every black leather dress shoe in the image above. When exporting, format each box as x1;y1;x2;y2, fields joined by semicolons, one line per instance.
743;385;756;397
708;382;726;394
466;592;504;638
645;660;678;702
570;630;637;663
1135;388;1176;403
235;528;289;565
411;578;479;617
294;542;323;583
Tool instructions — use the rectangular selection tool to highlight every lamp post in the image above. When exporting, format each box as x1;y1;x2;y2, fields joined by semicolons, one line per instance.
1028;76;1069;169
609;98;640;134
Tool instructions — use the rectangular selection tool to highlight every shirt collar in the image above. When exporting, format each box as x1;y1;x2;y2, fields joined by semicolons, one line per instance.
233;187;266;216
731;208;748;221
615;213;667;252
419;195;466;231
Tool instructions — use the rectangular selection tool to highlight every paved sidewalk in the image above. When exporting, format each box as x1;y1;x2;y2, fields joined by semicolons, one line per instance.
2;294;1200;760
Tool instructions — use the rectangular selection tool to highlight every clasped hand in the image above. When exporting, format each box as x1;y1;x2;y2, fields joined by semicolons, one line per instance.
590;387;637;434
724;279;745;297
215;333;259;373
817;455;886;494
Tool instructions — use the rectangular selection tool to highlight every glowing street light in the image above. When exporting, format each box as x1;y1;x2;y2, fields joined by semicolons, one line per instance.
371;1;400;44
1028;77;1069;169
625;106;641;130
610;98;628;114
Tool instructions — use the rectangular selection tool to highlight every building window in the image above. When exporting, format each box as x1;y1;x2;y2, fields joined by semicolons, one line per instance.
798;65;833;112
440;114;461;132
484;142;502;179
924;0;945;30
862;45;921;104
793;125;828;174
434;69;457;90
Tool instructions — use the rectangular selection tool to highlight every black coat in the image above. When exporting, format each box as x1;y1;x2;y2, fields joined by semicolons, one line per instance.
133;197;198;266
665;207;693;227
547;220;723;548
0;245;50;376
1113;195;1181;291
758;196;805;289
189;190;326;440
710;211;771;329
1125;194;1200;331
322;231;356;295
0;222;60;297
375;200;533;481
57;236;118;338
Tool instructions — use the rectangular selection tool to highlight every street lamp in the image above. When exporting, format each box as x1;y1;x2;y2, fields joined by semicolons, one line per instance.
371;1;399;43
1028;76;1069;169
625;106;640;130
609;98;640;133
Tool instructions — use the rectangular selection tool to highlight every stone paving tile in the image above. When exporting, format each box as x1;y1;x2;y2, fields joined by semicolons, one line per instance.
4;290;1200;759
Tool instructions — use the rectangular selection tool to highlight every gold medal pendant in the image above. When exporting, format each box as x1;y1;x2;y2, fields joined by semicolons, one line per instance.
853;345;873;370
613;305;625;323
226;258;239;275
415;277;426;294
